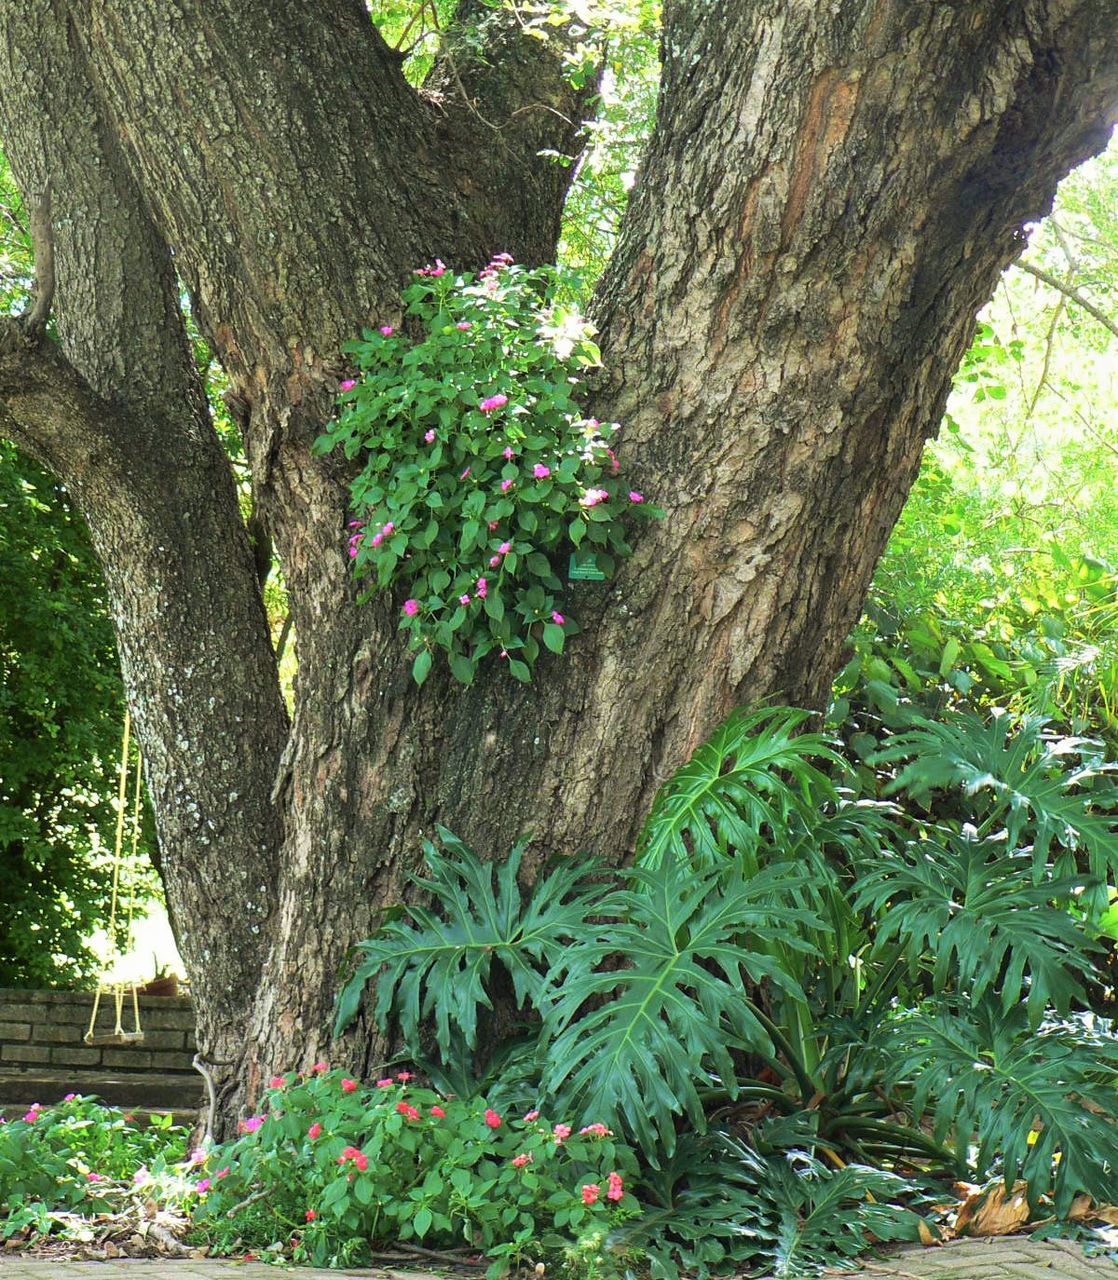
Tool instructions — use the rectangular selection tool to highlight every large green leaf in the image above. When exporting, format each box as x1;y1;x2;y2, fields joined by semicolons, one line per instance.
333;827;604;1052
637;707;844;871
872;710;1118;901
854;827;1101;1023
542;856;821;1154
891;999;1118;1214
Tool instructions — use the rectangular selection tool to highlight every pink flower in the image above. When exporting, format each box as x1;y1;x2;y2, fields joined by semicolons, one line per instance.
628;491;644;503
491;252;514;266
341;1079;358;1094
21;1110;38;1124
489;555;501;568
216;1167;230;1181
501;479;513;492
503;446;514;460
430;1105;446;1119
430;259;446;277
189;1148;206;1166
553;1124;571;1144
607;1172;624;1202
476;577;488;599
579;488;609;508
383;522;394;535
86;1172;105;1183
425;429;436;443
403;599;419;617
480;394;508;414
133;1167;150;1186
396;1071;412;1083
269;1076;285;1090
523;1109;540;1122
196;1178;211;1194
484;1109;502;1130
511;1153;533;1168
348;534;362;559
338;1145;362;1167
239;1115;265;1134
581;1183;601;1206
376;1078;394;1088
607;448;620;475
579;1123;612;1138
459;593;471;606
379;326;394;337
456;321;471;330
551;612;565;626
311;1062;328;1075
353;1152;368;1172
64;1093;77;1102
488;520;499;531
305;1209;316;1223
370;532;383;549
460;467;471;480
396;1102;421;1121
498;541;511;554
339;379;356;392
307;1123;321;1141
533;464;550;480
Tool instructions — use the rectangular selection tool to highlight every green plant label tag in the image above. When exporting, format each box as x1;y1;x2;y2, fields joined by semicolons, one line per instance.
568;553;606;581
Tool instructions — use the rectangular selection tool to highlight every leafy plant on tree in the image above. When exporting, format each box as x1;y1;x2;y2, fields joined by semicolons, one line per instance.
314;256;659;685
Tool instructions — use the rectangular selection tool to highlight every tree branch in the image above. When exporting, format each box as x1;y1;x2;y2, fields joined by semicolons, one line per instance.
1015;259;1118;341
22;179;54;337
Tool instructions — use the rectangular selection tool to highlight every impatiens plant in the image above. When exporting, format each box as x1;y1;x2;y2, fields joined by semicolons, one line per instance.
313;255;659;685
190;1068;640;1275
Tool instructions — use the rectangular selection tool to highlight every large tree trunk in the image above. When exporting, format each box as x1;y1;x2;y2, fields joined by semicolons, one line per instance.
0;0;1115;1133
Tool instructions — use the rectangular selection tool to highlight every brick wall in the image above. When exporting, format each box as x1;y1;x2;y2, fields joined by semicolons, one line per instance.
0;987;196;1076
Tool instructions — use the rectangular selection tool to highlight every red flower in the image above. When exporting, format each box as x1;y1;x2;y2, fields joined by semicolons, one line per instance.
396;1070;413;1083
607;1171;624;1202
269;1076;285;1090
341;1078;358;1093
581;1183;601;1206
396;1102;421;1121
484;1108;502;1129
307;1123;321;1140
304;1209;316;1222
430;1105;446;1119
353;1152;368;1172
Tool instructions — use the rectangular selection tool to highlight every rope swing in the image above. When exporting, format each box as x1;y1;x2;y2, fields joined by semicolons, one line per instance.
84;709;145;1047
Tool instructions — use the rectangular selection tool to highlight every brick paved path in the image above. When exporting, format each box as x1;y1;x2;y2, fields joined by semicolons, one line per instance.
0;1238;1113;1277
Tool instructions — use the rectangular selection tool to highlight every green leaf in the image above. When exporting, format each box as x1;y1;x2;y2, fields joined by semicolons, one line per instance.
412;650;433;687
334;828;602;1059
542;623;565;655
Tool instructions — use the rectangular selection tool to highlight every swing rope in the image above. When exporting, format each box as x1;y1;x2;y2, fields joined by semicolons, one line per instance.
85;709;145;1045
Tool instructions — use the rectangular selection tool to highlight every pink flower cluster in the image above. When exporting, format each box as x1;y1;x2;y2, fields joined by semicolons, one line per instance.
579;1123;613;1138
580;1172;623;1206
579;488;609;508
238;1115;265;1135
479;251;514;284
480;394;508;414
414;259;446;278
489;540;512;569
395;1102;421;1122
337;1145;368;1172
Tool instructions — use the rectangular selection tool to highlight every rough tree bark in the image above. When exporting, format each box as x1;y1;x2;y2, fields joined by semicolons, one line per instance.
0;0;1115;1133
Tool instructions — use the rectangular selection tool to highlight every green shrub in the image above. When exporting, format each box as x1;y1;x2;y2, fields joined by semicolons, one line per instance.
191;1069;639;1274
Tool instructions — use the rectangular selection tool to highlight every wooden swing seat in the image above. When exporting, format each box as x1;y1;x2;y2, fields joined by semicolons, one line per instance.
84;1029;146;1047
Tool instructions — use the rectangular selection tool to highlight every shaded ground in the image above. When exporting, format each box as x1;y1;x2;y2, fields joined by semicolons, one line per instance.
0;1237;1113;1277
